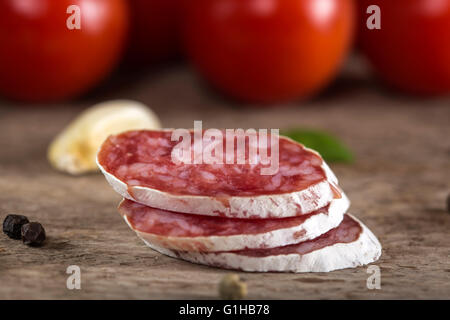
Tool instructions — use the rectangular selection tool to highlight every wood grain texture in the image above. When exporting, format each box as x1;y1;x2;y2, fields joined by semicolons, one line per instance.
0;64;449;299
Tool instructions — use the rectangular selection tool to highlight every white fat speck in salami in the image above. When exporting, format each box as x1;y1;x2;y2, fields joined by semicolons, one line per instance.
140;214;382;273
97;130;340;218
120;193;349;252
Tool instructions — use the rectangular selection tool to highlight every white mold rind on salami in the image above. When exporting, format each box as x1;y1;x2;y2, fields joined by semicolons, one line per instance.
139;214;382;273
97;130;340;219
121;194;350;252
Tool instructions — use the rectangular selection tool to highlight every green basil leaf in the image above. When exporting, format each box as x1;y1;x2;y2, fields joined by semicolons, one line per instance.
281;129;354;163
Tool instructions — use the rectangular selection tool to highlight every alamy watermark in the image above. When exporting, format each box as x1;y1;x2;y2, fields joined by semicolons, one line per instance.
366;265;381;290
66;265;81;290
65;4;381;31
66;5;81;30
366;5;381;30
171;121;280;175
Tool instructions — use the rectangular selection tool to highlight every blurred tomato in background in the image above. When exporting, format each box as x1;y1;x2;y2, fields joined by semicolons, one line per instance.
124;0;180;68
182;0;356;104
0;0;129;103
1;0;448;105
358;0;450;95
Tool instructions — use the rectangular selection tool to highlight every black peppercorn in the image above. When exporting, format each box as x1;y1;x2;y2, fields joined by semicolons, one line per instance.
3;214;29;239
21;222;46;246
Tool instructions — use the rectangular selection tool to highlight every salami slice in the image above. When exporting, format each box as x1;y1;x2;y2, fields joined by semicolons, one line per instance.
140;214;382;273
97;130;340;219
120;193;349;252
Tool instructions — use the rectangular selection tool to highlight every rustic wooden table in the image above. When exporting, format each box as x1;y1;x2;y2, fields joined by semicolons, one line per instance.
0;64;449;299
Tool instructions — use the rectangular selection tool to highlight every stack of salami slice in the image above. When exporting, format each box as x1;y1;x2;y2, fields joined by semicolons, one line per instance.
97;130;381;272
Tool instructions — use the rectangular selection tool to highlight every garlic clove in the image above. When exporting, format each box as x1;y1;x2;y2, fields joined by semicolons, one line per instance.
48;100;161;175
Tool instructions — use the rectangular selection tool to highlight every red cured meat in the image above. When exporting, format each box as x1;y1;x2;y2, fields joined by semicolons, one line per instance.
122;199;329;237
234;214;361;257
143;214;382;273
119;194;348;252
98;130;339;218
98;130;328;197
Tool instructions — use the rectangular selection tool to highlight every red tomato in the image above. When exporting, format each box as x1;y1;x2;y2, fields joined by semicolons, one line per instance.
125;0;180;67
182;0;356;104
358;0;450;95
0;0;129;103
